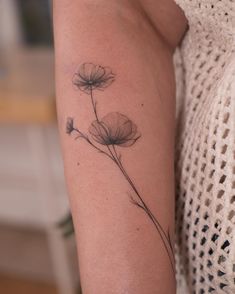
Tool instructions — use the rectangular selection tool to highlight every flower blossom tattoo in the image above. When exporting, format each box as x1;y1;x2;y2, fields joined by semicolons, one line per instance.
66;62;175;273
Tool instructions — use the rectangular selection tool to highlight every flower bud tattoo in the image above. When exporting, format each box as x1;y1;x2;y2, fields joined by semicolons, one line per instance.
66;63;175;273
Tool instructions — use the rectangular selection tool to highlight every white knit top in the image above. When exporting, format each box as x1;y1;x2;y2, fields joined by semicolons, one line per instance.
173;1;235;293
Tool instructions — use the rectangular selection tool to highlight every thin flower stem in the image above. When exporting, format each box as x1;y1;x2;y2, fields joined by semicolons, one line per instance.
90;89;99;121
110;145;175;274
168;228;174;254
112;145;171;243
72;127;113;160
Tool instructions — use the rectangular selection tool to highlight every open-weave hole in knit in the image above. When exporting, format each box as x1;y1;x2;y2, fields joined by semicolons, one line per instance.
173;0;235;293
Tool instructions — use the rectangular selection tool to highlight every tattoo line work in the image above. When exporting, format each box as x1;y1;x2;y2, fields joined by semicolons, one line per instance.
66;63;175;273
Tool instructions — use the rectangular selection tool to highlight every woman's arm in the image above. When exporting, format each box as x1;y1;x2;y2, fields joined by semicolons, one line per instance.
53;1;187;293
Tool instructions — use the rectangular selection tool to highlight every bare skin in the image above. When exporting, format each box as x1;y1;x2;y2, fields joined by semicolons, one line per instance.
53;1;187;293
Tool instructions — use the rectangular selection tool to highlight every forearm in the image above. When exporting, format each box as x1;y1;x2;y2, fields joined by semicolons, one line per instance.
53;1;185;293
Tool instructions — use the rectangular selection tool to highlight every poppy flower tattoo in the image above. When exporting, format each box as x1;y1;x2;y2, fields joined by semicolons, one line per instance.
72;63;115;94
89;112;141;147
66;62;175;273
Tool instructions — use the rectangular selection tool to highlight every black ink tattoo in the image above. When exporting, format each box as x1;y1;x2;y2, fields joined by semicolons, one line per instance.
66;62;175;273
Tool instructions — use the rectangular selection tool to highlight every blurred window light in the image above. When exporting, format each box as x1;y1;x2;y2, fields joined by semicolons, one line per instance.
0;0;23;48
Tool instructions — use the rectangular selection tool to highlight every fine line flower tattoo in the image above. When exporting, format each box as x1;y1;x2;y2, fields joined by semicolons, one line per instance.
66;117;75;135
67;62;175;273
72;63;115;94
72;63;115;121
89;112;141;147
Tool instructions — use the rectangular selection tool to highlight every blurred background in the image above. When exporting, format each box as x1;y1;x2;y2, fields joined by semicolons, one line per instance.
0;1;79;293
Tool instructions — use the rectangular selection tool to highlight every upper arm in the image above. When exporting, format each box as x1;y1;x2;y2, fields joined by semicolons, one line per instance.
53;1;186;293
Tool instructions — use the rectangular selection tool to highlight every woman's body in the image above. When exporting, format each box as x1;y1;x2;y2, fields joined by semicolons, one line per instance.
53;0;235;293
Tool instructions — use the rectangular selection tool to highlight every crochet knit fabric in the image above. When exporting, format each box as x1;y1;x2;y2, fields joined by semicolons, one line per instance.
173;1;235;293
